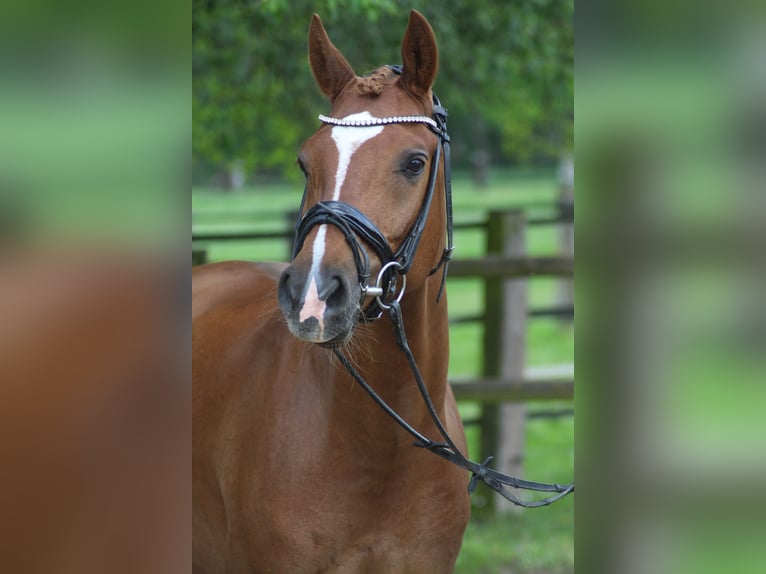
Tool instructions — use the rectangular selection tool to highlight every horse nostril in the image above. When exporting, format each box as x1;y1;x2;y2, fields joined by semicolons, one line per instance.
324;276;349;312
277;271;302;313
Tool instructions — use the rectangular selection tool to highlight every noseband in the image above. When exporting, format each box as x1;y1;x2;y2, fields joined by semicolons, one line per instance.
291;68;454;321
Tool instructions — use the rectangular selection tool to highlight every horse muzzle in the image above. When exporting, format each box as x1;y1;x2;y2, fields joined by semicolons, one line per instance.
277;261;361;345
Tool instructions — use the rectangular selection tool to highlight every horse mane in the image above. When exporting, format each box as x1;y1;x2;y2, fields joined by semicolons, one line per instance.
356;66;398;96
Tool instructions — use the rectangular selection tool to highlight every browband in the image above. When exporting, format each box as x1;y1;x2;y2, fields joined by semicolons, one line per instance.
318;113;443;136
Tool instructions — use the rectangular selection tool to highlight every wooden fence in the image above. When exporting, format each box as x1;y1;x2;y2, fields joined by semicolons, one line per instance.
456;209;573;513
192;202;574;513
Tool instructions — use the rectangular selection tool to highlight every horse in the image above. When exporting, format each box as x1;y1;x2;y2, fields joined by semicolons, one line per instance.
193;10;470;573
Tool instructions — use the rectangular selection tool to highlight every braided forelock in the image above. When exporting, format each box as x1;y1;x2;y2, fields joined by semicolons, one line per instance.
356;66;398;97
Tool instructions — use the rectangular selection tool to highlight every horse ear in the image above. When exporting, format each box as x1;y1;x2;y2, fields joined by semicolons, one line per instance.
308;14;355;100
399;10;438;99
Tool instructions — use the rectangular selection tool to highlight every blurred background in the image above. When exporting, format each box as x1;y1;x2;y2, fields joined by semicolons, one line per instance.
0;1;189;572
577;1;766;573
193;2;574;573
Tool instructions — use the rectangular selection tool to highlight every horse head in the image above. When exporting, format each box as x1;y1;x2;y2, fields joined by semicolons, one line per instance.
278;10;447;346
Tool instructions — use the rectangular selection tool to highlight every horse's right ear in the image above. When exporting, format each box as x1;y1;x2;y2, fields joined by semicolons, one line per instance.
308;14;355;100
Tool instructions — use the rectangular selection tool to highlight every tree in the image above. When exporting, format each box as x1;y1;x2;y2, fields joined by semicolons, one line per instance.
192;0;573;185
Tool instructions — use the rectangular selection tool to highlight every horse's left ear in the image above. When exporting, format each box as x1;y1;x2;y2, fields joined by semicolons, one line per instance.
399;10;438;99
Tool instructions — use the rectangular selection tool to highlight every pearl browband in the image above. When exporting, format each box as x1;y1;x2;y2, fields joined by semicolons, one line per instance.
318;114;442;135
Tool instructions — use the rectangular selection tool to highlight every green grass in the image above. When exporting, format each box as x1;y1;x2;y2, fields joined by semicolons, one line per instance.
192;167;574;573
456;496;574;574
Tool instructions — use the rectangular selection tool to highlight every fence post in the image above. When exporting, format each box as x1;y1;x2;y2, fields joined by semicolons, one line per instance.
481;210;528;514
192;248;208;266
557;156;574;318
285;210;298;261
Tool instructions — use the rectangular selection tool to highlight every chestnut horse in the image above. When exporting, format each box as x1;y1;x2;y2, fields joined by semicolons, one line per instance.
193;11;470;573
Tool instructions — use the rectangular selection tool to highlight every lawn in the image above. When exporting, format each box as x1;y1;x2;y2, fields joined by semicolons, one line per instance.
192;167;574;573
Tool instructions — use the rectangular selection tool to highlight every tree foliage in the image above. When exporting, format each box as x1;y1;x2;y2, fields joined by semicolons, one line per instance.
193;0;572;183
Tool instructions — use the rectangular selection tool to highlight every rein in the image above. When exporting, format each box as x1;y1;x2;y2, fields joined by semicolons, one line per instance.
292;68;574;507
333;301;575;508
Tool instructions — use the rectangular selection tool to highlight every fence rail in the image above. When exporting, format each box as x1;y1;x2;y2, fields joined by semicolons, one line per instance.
192;230;292;241
190;198;570;225
449;255;573;278
451;378;574;402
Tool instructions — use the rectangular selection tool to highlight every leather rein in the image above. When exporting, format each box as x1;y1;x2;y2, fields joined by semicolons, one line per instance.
292;68;574;507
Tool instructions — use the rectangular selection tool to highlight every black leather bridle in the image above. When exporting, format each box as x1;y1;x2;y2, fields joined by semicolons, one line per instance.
291;68;574;507
292;66;454;321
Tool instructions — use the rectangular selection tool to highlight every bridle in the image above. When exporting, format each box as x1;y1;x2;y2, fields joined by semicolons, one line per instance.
292;66;454;321
291;66;574;507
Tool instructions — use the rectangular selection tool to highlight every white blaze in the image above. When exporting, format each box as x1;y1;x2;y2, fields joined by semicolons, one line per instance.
330;112;384;200
298;227;327;328
299;112;384;331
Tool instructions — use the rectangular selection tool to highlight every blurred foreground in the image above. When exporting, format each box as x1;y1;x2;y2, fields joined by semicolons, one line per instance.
577;2;766;573
0;251;189;573
0;2;189;572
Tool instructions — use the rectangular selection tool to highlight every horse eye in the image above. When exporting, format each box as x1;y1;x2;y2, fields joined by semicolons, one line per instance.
403;157;426;176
